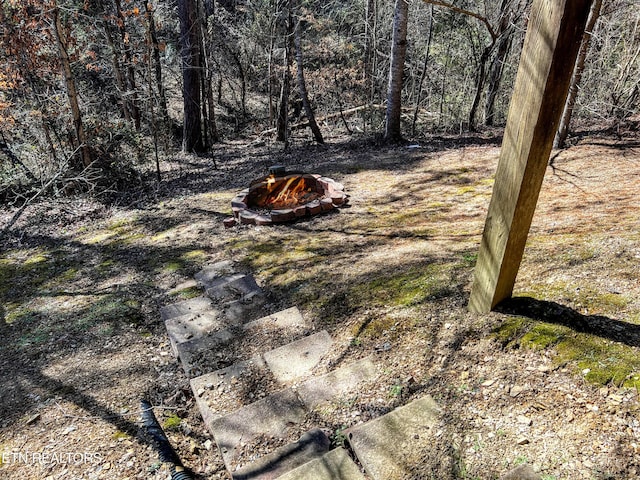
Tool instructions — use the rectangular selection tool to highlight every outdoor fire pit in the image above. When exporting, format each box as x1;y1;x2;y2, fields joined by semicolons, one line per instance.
225;166;348;226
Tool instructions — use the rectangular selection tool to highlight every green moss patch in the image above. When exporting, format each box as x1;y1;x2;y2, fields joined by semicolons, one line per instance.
351;264;454;308
494;313;640;388
162;413;182;430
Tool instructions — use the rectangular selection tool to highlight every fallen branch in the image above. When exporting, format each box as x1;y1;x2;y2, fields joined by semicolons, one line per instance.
258;104;386;136
0;168;63;240
0;140;38;182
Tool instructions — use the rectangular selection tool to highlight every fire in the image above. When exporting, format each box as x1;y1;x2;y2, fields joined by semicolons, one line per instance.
258;176;320;210
266;174;276;189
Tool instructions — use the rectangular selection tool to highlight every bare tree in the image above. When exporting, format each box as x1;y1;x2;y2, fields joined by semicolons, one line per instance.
51;2;92;169
294;19;324;144
178;0;205;153
554;0;603;148
484;0;526;126
144;1;170;128
276;0;294;146
412;3;434;135
384;0;409;142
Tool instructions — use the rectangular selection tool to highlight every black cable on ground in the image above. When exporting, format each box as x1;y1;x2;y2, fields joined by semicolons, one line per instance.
140;399;195;480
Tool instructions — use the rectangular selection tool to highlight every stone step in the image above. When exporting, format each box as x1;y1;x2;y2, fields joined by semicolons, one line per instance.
164;309;229;357
191;330;334;419
262;330;333;383
345;395;441;480
160;296;215;322
222;290;268;324
211;388;308;470
231;428;331;480
296;356;378;409
177;306;310;377
276;447;366;480
193;354;379;475
193;260;236;288
206;273;262;302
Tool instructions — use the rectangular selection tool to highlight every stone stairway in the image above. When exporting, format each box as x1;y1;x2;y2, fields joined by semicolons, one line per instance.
159;262;537;480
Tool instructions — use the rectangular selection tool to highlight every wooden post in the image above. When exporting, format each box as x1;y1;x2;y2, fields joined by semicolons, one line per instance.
468;0;592;313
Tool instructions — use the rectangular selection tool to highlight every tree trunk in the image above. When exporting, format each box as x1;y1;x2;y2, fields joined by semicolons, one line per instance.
484;0;524;127
384;0;409;142
276;1;293;146
197;0;218;144
554;0;603;148
52;3;92;169
144;1;170;127
294;20;324;144
178;0;205;153
363;0;378;132
113;0;140;131
412;4;434;135
268;26;276;125
484;31;513;126
468;44;492;131
103;20;131;122
364;0;376;100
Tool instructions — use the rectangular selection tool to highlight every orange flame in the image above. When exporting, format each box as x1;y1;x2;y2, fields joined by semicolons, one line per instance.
264;177;317;209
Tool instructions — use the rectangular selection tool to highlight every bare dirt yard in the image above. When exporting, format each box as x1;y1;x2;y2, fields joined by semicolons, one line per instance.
1;129;639;480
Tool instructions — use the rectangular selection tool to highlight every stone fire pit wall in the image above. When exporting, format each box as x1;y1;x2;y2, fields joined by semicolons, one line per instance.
227;173;348;226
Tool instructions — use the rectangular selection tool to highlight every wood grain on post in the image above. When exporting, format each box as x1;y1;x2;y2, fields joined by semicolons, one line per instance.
468;0;592;313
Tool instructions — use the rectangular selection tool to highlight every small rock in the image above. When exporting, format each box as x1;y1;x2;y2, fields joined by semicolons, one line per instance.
25;413;41;425
499;463;541;480
61;425;76;435
608;394;623;405
517;415;532;426
516;436;530;445
510;385;526;397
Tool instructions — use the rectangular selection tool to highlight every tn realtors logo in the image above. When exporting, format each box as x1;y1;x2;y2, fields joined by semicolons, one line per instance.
1;450;103;466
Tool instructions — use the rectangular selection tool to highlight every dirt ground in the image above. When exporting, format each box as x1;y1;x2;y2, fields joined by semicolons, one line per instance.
0;128;639;480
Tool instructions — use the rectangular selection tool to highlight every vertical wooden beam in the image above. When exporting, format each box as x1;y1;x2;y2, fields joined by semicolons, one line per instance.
468;0;592;313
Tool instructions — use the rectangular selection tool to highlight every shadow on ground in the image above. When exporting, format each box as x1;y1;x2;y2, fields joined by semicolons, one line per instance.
496;296;640;348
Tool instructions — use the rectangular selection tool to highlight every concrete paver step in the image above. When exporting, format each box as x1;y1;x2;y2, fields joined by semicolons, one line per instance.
499;464;542;480
243;306;306;332
207;274;262;302
192;355;268;428
176;328;237;376
164;309;228;357
211;388;308;470
190;330;333;419
194;260;236;288
263;330;333;383
276;447;366;480
160;296;215;321
345;395;441;480
296;356;378;409
176;306;309;377
231;428;331;480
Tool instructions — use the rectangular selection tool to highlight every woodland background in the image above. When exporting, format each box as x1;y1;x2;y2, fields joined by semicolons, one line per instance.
1;0;639;211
